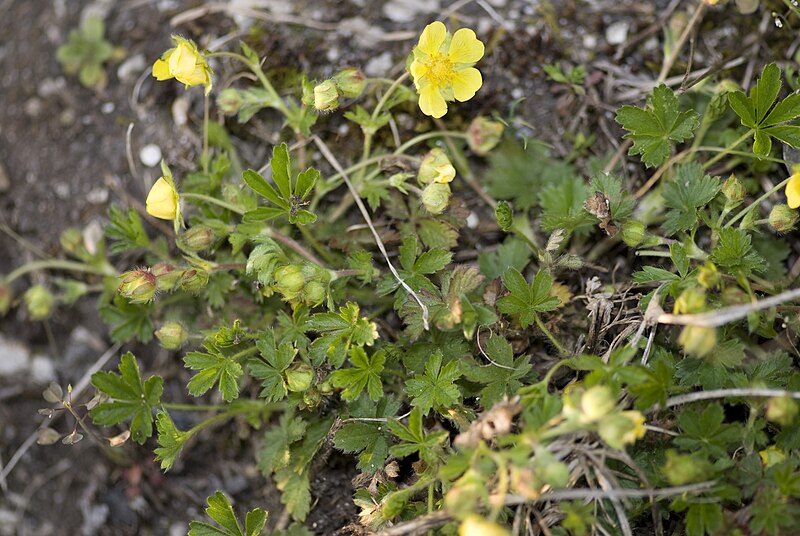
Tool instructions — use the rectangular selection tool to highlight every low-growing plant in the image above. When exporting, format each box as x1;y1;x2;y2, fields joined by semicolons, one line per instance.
56;15;123;90
7;9;800;536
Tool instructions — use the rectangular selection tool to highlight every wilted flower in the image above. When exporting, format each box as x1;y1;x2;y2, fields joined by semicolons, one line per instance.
152;36;212;93
417;148;456;185
313;79;339;112
332;68;367;99
769;204;799;233
467;116;504;155
409;21;484;118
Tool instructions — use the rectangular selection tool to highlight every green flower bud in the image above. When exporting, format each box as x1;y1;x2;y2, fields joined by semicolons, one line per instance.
273;265;305;299
678;325;717;357
620;220;645;247
25;285;54;320
313;79;339;112
662;449;712;486
153;262;182;291
155;321;189;350
421;182;451;214
673;288;705;315
721;174;746;205
60;227;83;255
580;385;616;423
286;364;314;392
304;281;326;306
332;68;366;99
495;201;513;232
0;283;12;316
417;148;455;185
176;225;216;252
766;396;798;427
179;269;209;293
769;204;799;234
117;269;157;304
218;88;243;115
467;116;505;156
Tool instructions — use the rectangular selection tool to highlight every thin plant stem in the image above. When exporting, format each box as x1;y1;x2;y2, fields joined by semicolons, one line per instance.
534;314;568;356
207;51;290;117
724;177;790;228
202;93;210;174
182;192;244;215
5;259;118;284
701;130;752;170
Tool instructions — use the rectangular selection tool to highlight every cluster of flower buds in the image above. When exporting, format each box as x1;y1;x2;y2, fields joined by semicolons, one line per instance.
417;148;456;214
270;263;330;307
561;385;646;449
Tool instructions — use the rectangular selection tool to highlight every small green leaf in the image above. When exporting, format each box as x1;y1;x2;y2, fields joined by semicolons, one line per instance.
242;169;288;209
271;143;292;200
329;347;386;402
661;163;721;236
405;351;461;415
184;345;244;402
153;410;187;471
188;490;268;536
497;268;560;327
90;352;163;444
615;84;699;168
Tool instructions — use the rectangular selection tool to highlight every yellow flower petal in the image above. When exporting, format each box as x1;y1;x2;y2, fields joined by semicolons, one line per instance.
146;177;179;220
169;42;197;80
786;173;800;209
419;84;448;118
152;59;172;80
180;63;210;87
409;60;427;88
417;21;447;56
448;28;484;64
451;67;482;102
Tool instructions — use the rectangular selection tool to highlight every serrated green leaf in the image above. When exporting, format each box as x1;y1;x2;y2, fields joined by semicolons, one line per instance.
329;347;385;402
184;347;243;402
710;228;765;276
90;352;162;444
497;268;560;327
405;352;461;415
270;143;292;200
615;84;699;167
661;163;721;236
154;410;187;471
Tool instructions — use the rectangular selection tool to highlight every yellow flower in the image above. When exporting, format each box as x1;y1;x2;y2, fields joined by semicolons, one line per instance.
152;36;212;93
620;410;646;444
459;515;510;536
418;148;456;185
409;21;484;118
146;176;180;220
785;169;800;209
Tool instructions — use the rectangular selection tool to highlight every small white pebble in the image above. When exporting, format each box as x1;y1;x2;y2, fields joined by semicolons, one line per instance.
101;102;115;114
605;21;629;45
139;144;162;167
466;212;480;229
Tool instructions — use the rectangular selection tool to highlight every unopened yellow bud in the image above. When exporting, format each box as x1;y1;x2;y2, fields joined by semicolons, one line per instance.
673;288;706;315
678;325;717;357
467;116;504;156
620;220;646;247
459;515;510;536
286;364;314;392
766;396;798;427
153;262;182;291
421;183;452;214
146;177;180;220
314;79;339;112
177;225;216;252
721;175;746;205
332;68;366;99
769;204;799;233
117;269;157;303
179;269;209;293
155;321;189;350
24;285;54;320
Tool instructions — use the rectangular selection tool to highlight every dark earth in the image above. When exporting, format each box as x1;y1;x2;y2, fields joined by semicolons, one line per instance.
0;0;784;534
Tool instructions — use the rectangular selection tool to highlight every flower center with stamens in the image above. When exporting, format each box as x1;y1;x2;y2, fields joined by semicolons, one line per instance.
426;53;454;86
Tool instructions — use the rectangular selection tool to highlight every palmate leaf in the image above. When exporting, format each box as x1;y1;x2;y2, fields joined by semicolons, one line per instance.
333;396;401;474
661;163;721;236
387;406;448;466
242;143;318;225
329;347;385;402
188;490;268;536
90;352;163;444
497;268;560;327
728;63;800;157
248;330;296;402
404;351;461;415
183;343;244;402
461;335;533;408
615;84;699;168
